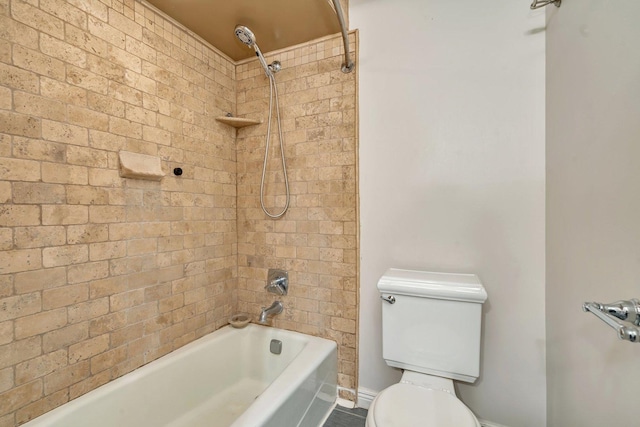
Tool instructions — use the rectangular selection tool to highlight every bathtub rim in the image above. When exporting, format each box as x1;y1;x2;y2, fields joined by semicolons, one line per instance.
231;325;338;426
21;323;338;427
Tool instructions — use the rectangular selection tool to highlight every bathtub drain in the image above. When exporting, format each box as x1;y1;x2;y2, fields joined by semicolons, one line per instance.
270;339;282;355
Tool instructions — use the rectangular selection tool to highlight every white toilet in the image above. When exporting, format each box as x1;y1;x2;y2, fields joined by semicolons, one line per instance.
366;268;488;427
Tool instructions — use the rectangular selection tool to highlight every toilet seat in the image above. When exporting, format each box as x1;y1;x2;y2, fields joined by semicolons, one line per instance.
366;383;480;427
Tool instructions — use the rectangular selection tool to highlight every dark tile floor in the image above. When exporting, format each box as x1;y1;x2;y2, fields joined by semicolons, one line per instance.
323;406;368;427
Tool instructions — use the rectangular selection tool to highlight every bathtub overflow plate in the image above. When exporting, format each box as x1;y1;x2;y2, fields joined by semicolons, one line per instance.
270;339;282;355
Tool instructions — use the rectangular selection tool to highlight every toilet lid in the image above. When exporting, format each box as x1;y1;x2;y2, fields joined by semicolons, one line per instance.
372;383;478;427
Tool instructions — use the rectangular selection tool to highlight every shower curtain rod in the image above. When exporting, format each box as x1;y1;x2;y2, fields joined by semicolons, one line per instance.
530;0;561;9
330;0;355;73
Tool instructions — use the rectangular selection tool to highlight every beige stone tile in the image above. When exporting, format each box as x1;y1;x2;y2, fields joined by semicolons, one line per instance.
14;267;66;294
43;360;89;395
87;169;122;189
0;228;10;251
89;277;128;299
124;104;156;127
12;183;65;205
66;0;108;21
142;93;171;116
88;205;126;223
68;369;109;401
0;379;42;417
88;15;126;49
0;157;41;182
0;111;40;138
65;186;109;205
109;79;143;105
66;26;107;60
109;323;142;349
0;336;41;370
67;224;109;244
12;138;65;162
0;367;12;394
14;226;66;249
12;45;65;81
40;77;88;107
88;312;126;336
66;146;109;168
0;182;9;205
90;346;127;375
67;334;110;365
86;55;126;85
108;9;142;41
11;0;64;39
40;34;87;68
67;261;109;284
0;62;39;94
41;163;88;185
42;245;89;268
15;350;67;385
66;65;109;95
0;292;41;323
67;105;109;131
0;39;10;64
40;0;86;30
42;283;88;310
0;15;38;50
68;299;109;324
88;91;125;118
0;248;41;274
14;309;67;340
0;133;9;157
15;388;68;425
42;323;88;353
108;116;142;138
89;241;127;262
42;205;88;225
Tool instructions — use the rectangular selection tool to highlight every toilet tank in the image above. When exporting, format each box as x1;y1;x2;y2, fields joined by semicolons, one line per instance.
378;268;487;383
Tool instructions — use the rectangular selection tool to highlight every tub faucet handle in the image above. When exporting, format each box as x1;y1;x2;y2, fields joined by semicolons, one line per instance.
266;269;288;295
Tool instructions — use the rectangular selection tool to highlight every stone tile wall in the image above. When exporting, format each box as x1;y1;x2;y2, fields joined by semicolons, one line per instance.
235;33;358;399
0;0;359;423
0;0;237;424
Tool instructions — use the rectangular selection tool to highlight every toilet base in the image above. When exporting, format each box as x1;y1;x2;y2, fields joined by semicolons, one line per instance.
365;372;480;427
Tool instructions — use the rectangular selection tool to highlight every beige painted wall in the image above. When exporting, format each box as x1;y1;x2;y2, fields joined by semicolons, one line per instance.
546;1;640;425
351;1;546;425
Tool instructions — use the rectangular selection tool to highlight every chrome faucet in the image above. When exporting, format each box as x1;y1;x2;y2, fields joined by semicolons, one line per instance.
266;269;288;295
259;301;283;324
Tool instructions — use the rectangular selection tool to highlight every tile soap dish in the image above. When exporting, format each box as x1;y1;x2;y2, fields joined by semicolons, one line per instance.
229;313;251;329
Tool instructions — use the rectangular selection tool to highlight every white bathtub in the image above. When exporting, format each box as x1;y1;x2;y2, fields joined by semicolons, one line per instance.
23;324;338;427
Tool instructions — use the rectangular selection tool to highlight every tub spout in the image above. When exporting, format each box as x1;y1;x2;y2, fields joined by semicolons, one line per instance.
259;301;283;324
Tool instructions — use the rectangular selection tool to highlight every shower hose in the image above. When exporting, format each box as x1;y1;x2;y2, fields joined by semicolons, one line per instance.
260;73;290;219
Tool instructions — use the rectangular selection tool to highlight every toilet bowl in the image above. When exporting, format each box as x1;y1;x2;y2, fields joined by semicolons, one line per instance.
365;372;480;427
371;268;488;427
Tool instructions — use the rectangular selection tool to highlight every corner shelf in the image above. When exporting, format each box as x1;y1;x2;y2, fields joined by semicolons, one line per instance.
215;116;261;128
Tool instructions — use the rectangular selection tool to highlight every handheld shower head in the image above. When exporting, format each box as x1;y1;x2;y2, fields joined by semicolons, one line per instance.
234;25;256;47
234;25;272;77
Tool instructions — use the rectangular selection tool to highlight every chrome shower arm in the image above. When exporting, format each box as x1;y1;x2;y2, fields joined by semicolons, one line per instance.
330;0;354;73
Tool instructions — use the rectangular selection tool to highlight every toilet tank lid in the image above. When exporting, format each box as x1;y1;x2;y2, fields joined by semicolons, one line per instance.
377;268;487;303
